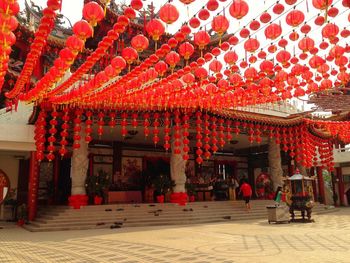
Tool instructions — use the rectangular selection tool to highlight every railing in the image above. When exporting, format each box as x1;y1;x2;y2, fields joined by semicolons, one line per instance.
333;146;350;164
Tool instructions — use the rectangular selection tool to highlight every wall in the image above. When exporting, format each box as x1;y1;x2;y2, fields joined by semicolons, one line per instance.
0;155;20;192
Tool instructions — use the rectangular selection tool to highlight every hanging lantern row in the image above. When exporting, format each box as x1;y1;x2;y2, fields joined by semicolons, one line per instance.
30;108;334;171
6;0;61;98
20;1;105;102
0;0;19;91
305;119;350;143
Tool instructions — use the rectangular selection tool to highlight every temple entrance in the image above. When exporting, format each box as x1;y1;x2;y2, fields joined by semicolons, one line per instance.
57;158;71;205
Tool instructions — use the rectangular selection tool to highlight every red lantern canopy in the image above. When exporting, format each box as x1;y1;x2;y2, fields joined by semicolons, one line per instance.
265;23;282;40
131;34;149;53
286;10;305;27
82;1;104;27
159;3;179;24
229;0;249;19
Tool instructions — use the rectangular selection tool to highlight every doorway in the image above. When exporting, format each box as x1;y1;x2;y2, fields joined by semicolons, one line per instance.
57;158;71;205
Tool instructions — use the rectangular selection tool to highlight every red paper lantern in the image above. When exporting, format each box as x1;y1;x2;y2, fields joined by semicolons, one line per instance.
224;51;238;65
131;34;149;53
189;17;200;28
122;47;138;65
159;3;179;24
131;0;143;10
312;0;333;10
73;20;93;40
244;38;260;53
207;0;219;11
322;23;339;41
273;3;285;14
298;37;315;52
178;42;194;60
194;30;210;50
211;15;229;36
286;10;305;27
146;19;165;41
198;9;210;20
165;51;180;69
265;23;282;40
285;0;297;4
229;0;249;19
82;1;104;26
111;56;126;73
260;12;271;23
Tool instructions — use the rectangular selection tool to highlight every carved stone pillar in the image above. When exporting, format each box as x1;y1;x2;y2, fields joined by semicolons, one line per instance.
268;139;284;189
70;126;89;195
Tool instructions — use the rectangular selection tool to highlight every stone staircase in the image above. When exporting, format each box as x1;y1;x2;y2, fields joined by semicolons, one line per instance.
23;200;336;232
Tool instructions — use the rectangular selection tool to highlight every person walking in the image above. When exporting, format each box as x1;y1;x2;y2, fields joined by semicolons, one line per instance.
239;180;252;211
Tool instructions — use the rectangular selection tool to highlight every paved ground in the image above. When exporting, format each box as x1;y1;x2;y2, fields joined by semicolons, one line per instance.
1;209;350;263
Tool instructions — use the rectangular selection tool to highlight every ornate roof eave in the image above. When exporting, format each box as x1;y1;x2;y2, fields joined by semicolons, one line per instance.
211;108;309;126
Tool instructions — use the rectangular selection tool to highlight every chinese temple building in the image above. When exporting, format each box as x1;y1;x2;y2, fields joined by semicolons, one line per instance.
1;0;350;227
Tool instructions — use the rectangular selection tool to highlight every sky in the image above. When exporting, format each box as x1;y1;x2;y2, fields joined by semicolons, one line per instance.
18;0;350;113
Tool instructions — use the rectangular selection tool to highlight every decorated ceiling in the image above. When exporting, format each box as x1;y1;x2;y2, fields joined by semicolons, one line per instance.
0;0;350;166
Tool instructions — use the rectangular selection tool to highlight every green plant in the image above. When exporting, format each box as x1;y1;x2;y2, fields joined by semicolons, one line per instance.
152;174;175;196
85;169;111;198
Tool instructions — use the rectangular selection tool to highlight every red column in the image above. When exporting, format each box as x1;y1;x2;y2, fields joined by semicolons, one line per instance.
28;151;39;221
317;166;325;204
336;167;345;206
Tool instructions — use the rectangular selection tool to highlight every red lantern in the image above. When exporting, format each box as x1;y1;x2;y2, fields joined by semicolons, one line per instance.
122;47;138;65
66;35;84;54
159;3;179;24
207;0;219;11
82;2;104;26
285;0;297;4
211;15;229;37
276;50;291;65
146;19;165;41
194;31;210;53
286;10;305;27
73;20;93;40
189;17;200;28
244;38;260;53
224;51;238;65
165;51;180;69
179;42;194;60
273;3;285;14
155;61;168;77
209;59;223;73
322;23;339;41
260;12;271;23
229;0;249;19
111;56;126;73
131;34;149;53
312;0;333;10
265;23;282;40
298;37;315;52
198;9;210;21
131;0;143;10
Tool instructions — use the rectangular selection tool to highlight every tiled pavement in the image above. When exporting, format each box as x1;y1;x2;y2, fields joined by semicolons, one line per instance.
1;209;350;263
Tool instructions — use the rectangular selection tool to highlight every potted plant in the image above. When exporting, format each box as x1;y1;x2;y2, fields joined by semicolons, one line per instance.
185;182;196;202
85;169;111;205
152;174;175;203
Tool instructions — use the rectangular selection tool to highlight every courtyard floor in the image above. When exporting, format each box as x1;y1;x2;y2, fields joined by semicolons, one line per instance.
0;208;350;263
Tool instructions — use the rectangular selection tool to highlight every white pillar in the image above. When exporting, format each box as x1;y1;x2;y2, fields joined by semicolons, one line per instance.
70;126;89;195
170;131;187;193
268;139;284;189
